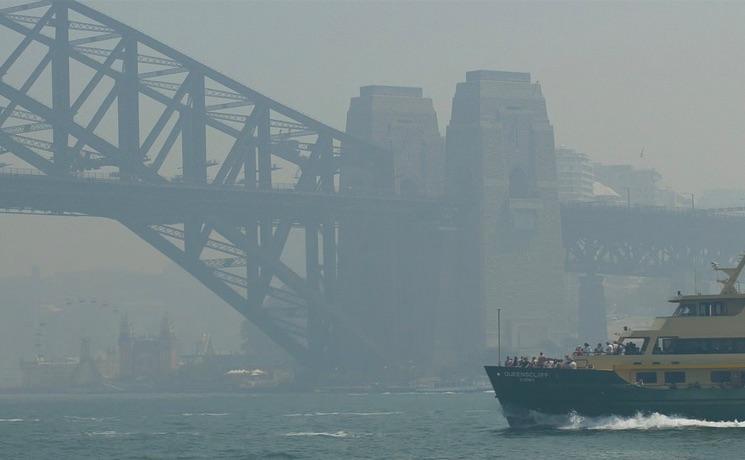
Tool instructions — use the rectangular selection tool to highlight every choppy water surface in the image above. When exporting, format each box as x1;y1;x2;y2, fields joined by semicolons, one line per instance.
1;392;745;459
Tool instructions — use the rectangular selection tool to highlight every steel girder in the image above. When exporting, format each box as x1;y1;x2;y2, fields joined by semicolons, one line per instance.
561;203;745;278
0;0;393;366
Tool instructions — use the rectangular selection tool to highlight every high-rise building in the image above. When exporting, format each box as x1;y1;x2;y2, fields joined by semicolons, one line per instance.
445;70;570;359
555;147;594;202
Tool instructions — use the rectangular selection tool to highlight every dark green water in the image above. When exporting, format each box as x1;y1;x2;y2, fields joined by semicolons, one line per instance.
1;392;745;459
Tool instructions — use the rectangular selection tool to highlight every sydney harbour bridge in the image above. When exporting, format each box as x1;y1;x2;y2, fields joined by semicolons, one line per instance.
1;1;744;370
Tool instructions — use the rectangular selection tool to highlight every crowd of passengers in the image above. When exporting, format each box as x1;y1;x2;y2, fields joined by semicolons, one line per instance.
504;354;578;369
572;341;642;356
503;341;642;369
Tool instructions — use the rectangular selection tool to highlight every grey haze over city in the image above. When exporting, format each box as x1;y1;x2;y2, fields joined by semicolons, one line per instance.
0;0;743;404
3;1;745;279
6;1;745;458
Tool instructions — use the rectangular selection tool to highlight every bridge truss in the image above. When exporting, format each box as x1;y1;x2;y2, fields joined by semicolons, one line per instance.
562;203;745;279
0;0;393;366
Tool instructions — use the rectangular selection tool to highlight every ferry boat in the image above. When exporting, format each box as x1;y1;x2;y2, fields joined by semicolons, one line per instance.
485;255;745;425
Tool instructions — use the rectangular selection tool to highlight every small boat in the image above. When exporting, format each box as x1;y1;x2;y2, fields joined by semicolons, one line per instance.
485;254;745;425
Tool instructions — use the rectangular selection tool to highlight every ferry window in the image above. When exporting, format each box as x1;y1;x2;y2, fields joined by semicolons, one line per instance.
658;338;745;354
636;372;657;384
711;371;732;383
653;337;675;354
622;337;648;355
664;371;686;384
695;302;726;316
674;304;697;317
711;303;727;316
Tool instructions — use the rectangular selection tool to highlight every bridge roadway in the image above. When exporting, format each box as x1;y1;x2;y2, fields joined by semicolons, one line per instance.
561;201;745;278
4;171;745;279
0;169;450;223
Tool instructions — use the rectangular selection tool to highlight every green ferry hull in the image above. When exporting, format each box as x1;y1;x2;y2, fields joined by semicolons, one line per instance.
485;366;745;425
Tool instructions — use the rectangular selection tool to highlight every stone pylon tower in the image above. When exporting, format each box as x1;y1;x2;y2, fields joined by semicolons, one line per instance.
446;70;570;357
339;86;444;373
346;86;444;197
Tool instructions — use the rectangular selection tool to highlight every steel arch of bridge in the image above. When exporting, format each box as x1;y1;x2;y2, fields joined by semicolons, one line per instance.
0;0;394;366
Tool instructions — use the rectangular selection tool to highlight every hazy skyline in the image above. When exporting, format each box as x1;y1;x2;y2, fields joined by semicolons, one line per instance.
2;0;745;276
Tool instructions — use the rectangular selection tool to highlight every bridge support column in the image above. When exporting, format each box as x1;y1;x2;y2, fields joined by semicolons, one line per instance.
257;105;271;190
52;1;70;174
182;73;207;184
305;220;325;364
118;34;139;179
578;273;607;346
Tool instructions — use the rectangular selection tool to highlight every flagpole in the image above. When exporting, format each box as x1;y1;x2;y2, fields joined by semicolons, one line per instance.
497;307;502;366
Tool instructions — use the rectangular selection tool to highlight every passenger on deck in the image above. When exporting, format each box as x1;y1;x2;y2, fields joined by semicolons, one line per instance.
595;343;604;355
505;357;513;367
605;342;614;354
537;353;546;367
583;343;592;355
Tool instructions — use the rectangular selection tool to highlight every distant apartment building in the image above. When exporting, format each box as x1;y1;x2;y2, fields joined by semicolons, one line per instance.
592;163;692;208
592;163;661;206
697;189;745;209
555;147;594;202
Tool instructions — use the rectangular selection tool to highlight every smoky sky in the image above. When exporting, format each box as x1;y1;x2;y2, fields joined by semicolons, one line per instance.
2;0;745;276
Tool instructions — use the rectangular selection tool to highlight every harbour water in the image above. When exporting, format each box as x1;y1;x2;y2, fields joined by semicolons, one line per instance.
1;391;745;459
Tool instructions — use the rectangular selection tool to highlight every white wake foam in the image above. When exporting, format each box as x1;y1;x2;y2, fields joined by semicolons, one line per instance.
559;411;745;430
283;411;402;417
284;431;351;438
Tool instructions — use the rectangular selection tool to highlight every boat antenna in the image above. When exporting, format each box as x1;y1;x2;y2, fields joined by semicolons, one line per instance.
712;253;745;295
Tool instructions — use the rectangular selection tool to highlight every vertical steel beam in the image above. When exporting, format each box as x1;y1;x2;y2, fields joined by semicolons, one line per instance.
244;125;259;306
318;133;334;193
244;122;257;190
182;73;206;257
256;105;272;288
117;34;139;179
256;105;271;190
305;220;323;361
52;1;70;174
182;73;206;184
321;219;337;365
322;221;337;303
245;219;259;305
